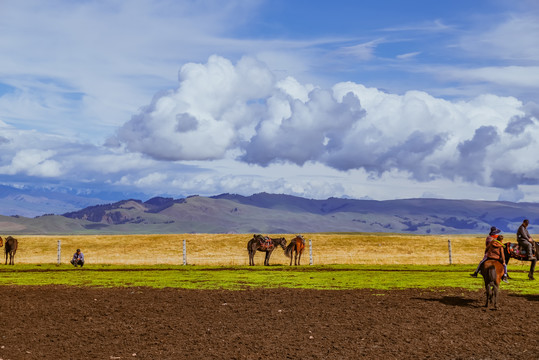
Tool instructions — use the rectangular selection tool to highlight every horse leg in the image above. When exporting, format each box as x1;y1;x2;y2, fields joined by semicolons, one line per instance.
485;281;492;308
289;252;293;266
251;250;256;266
529;259;537;280
298;250;302;266
493;283;499;310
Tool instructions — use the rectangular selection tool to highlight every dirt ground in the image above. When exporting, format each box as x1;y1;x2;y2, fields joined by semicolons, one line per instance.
0;286;537;360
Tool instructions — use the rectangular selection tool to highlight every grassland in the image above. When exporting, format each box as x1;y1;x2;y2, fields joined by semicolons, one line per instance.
3;232;509;265
1;233;537;294
0;264;537;295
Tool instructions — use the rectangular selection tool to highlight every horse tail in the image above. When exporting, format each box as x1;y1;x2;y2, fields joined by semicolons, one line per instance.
284;241;295;258
488;266;497;285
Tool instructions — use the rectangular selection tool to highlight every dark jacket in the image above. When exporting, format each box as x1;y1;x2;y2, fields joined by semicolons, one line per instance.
517;224;531;242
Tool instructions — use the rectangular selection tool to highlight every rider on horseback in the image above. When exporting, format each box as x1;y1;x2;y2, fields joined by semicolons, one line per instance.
517;219;536;261
483;234;508;279
471;226;508;283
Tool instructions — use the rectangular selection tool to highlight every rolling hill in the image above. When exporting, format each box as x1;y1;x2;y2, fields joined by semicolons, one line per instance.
1;192;538;235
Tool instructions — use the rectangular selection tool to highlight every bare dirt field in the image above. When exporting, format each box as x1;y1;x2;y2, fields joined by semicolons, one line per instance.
0;285;538;359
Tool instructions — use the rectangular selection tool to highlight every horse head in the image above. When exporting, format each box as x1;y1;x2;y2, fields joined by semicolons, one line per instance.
0;236;3;247
277;237;287;249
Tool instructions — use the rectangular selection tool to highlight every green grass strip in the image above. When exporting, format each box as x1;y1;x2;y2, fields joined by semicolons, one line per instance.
0;264;537;295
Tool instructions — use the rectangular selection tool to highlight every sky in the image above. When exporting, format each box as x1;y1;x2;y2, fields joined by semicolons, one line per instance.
1;0;539;203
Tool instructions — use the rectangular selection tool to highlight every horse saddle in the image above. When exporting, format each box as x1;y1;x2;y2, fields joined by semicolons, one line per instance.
506;242;533;259
258;236;274;250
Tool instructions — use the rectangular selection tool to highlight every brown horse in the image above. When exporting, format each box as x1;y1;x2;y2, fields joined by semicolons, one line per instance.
284;234;306;266
4;236;18;265
247;234;287;266
481;259;504;309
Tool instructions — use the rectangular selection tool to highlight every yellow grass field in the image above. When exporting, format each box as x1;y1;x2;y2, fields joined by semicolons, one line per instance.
3;232;527;266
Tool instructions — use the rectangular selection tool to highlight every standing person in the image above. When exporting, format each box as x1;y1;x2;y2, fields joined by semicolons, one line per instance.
517;219;536;260
71;249;85;267
471;226;508;282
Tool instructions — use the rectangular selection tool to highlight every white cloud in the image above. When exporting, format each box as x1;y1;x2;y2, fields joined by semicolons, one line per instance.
113;56;539;193
439;66;539;88
459;15;539;61
0;149;62;177
396;52;421;60
338;39;383;61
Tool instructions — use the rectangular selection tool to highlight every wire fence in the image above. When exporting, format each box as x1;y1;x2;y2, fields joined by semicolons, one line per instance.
4;233;531;267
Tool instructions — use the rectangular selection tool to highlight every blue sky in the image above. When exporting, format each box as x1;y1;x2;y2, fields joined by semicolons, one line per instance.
1;0;539;204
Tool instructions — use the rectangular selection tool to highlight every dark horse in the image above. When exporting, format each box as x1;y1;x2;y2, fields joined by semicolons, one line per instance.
481;259;504;309
504;241;537;280
247;234;287;266
284;234;306;266
2;236;18;265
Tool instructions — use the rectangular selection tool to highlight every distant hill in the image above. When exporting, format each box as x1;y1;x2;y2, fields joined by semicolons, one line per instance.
1;192;538;235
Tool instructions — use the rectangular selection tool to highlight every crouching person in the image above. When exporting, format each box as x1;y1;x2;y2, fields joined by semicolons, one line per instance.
71;248;85;267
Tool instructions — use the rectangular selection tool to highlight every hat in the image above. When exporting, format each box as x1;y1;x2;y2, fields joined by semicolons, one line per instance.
76;249;80;252
489;227;501;235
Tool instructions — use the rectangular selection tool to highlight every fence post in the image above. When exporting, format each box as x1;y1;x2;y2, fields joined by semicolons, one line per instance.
183;239;187;265
448;238;453;265
57;240;61;265
309;239;313;265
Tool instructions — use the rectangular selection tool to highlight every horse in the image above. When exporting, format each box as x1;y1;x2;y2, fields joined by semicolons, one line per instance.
247;234;287;266
481;259;504;309
504;241;537;280
284;234;306;266
4;236;18;265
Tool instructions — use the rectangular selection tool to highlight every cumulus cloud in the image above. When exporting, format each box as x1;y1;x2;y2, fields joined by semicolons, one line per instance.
0;149;62;177
116;55;539;191
116;55;274;160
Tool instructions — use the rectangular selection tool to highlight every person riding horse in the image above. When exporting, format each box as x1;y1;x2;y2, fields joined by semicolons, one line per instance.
471;226;508;283
517;219;536;261
483;234;507;276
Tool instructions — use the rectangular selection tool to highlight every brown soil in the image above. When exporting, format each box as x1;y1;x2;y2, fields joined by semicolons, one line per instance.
0;286;537;359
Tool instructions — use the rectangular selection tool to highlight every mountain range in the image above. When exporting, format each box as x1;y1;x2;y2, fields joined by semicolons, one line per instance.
1;192;538;235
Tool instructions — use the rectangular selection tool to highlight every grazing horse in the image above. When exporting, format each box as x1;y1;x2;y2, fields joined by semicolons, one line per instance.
481;259;504;309
285;234;306;266
247;234;287;266
4;236;18;265
504;242;537;280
